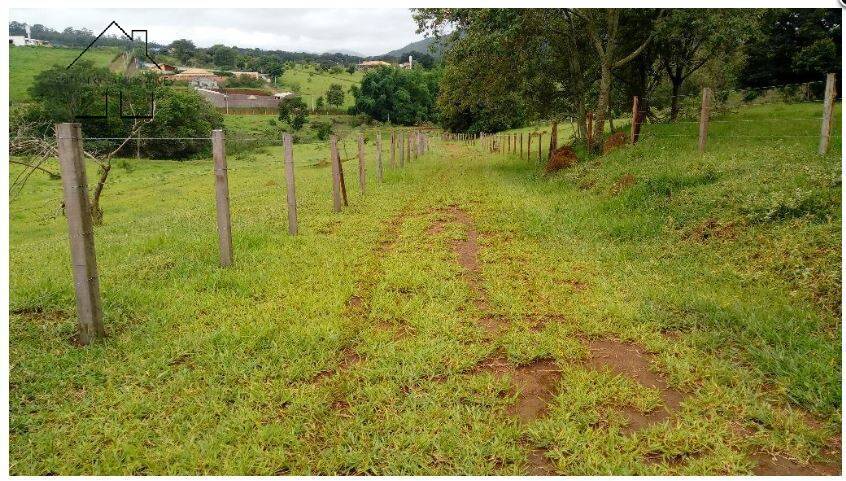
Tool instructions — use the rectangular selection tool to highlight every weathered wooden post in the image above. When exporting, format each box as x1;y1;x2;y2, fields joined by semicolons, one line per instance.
406;132;412;162
399;131;405;167
330;135;342;212
630;96;641;144
538;132;544;162
376;132;384;182
56;123;105;345
519;133;524;159
549;122;558;159
819;73;837;155
357;133;366;194
390;131;396;167
698;87;712;153
527;133;532;161
212;129;233;267
283;133;297;235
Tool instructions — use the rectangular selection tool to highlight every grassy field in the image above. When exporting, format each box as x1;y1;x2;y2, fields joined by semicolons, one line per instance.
8;103;842;474
9;46;120;104
276;64;363;109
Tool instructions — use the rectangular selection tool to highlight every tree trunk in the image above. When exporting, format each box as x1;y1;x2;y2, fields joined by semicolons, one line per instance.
670;76;683;120
89;163;111;226
592;62;612;152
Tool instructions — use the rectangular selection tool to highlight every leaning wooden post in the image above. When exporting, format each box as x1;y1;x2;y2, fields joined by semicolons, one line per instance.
282;133;297;235
698;87;712;153
376;132;384;182
212;129;233;267
819;73;837;155
357;133;366;194
330;135;342;212
56;123;105;345
630;96;640;144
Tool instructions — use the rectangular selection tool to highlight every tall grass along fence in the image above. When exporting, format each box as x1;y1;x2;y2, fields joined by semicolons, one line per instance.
445;73;840;161
50;125;431;345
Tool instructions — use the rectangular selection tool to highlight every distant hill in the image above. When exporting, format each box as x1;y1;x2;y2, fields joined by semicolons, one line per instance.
377;36;445;60
323;49;366;57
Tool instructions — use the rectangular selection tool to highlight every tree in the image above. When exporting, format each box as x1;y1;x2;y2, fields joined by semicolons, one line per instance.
326;83;345;108
278;96;308;131
209;44;236;69
573;9;662;151
351;66;439;125
315;96;325;112
739;9;841;89
169;39;196;64
346;65;356;74
654;10;752;119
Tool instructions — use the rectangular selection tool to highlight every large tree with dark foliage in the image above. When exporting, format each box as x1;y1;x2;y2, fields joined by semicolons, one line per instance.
351;66;439;125
739;9;841;89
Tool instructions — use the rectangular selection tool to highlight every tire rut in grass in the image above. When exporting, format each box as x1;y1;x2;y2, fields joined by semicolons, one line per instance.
443;204;507;334
586;339;685;435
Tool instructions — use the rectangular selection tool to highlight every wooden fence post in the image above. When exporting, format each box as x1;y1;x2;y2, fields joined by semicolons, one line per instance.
549;121;558;158
212;129;233;267
399;131;405;167
406;132;412;162
330;135;342;212
538;132;544;162
56;123;105;345
283;133;297;235
819;73;837;155
390;131;396;167
527;133;532;162
357;133;366;194
376;132;384;182
698;87;712;153
630;96;640;144
520;133;523;159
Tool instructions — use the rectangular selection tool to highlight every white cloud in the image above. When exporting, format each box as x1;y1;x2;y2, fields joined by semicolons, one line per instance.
9;8;425;56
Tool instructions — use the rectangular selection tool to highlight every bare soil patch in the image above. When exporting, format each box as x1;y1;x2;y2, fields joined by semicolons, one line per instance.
603;131;628;154
610;174;636;195
586;339;684;434
686;218;738;242
751;452;841;476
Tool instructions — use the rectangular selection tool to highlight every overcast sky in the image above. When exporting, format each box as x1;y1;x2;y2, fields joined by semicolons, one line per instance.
9;8;425;56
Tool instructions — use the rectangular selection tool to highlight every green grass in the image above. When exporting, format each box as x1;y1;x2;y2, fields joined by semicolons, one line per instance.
276;64;363;109
9;46;120;104
9;103;841;474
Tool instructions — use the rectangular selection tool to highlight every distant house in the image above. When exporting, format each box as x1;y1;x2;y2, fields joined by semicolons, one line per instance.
9;35;51;47
166;67;223;87
195;88;290;113
399;55;414;70
273;92;296;100
357;60;392;71
231;71;270;82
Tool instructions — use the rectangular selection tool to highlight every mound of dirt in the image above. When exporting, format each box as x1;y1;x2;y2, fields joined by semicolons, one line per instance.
603;131;628;154
545;146;579;173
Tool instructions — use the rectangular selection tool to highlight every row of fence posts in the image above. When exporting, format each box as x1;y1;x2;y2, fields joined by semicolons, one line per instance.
55;123;430;345
449;73;837;157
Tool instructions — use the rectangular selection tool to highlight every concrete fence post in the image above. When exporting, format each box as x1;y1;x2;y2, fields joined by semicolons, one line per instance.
283;133;297;235
698;87;712;153
819;73;837;155
56;123;105;345
212;129;233;267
